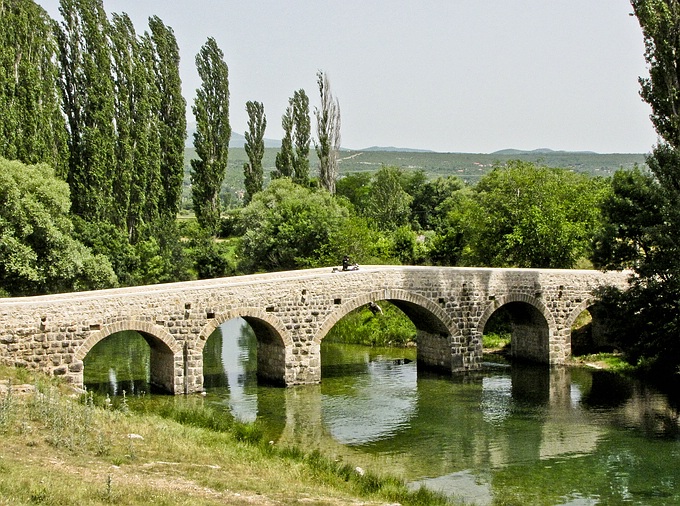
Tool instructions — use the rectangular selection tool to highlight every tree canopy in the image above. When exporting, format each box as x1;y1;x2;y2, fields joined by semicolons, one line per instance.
0;157;116;296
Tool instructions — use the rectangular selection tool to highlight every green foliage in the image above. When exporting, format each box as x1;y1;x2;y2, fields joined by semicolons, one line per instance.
273;104;295;179
57;0;117;222
0;0;68;175
336;172;372;213
291;89;311;185
238;179;350;271
188;234;236;279
390;225;426;265
149;15;187;227
191;37;231;236
364;166;413;231
592;2;680;376
243;100;266;203
0;158;117;295
462;161;606;268
325;301;416;347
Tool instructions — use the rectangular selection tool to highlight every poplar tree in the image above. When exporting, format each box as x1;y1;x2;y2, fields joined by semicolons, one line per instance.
191;37;230;235
149;16;186;228
56;0;117;222
273;104;294;179
0;0;68;175
291;89;311;185
315;70;341;194
243;100;266;204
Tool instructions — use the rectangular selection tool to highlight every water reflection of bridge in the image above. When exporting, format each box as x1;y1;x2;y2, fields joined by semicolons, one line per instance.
256;360;679;484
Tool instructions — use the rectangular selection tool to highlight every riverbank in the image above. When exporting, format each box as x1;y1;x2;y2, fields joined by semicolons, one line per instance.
0;366;452;506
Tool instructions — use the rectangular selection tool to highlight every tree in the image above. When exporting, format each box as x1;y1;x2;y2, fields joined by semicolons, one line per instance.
56;0;117;222
291;89;311;185
110;13;161;243
589;1;680;374
238;178;350;271
273;88;310;183
364;166;413;231
243;100;266;204
273;104;294;179
405;172;464;230
314;70;341;194
336;172;372;213
0;157;117;296
0;0;68;175
149;16;187;228
191;37;231;236
465;161;606;268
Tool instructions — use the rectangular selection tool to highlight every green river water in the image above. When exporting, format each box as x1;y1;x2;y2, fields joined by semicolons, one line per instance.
84;319;680;505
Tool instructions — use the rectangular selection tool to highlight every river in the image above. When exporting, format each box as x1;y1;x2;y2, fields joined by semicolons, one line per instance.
84;319;680;505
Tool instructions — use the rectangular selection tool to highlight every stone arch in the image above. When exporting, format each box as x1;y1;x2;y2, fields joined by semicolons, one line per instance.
197;308;291;386
563;297;597;331
315;289;468;373
315;289;456;343
74;320;181;394
478;294;556;364
565;297;616;353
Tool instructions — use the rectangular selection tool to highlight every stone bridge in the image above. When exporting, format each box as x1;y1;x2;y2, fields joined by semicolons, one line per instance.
0;266;630;394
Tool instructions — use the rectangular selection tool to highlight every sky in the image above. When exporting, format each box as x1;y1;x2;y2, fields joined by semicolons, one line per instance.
35;0;658;154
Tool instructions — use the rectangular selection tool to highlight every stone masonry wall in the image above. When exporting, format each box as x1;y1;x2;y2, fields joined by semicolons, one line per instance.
0;266;630;393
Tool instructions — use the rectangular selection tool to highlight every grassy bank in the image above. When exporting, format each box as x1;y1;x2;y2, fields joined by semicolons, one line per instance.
0;366;453;505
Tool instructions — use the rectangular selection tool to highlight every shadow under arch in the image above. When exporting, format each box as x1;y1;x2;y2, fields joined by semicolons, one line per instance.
565;297;616;353
198;308;291;385
315;289;463;373
478;294;556;364
75;320;181;394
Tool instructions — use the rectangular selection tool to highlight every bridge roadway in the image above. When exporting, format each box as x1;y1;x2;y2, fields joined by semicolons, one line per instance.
0;265;630;394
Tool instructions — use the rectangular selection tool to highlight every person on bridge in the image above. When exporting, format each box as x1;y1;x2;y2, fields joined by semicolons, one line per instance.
342;255;359;271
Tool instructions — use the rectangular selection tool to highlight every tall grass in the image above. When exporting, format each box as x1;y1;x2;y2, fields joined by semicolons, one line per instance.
325;300;417;347
0;365;457;505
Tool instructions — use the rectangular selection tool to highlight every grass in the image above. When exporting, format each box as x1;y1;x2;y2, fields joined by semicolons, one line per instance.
0;365;454;505
568;352;634;373
482;332;511;351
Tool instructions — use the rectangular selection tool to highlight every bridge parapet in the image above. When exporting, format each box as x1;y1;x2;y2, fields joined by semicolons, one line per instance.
0;266;631;393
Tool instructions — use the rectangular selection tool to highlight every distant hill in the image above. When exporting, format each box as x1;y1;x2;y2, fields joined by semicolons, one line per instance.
185;125;280;149
358;146;436;153
492;148;599;155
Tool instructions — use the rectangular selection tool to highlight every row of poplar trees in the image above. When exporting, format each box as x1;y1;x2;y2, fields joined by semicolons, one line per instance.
4;0;187;245
2;0;342;235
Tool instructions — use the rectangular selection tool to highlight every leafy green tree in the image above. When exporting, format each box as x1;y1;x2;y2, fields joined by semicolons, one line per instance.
0;158;117;296
0;0;68;176
336;172;372;214
364;166;413;231
238;179;349;271
589;1;680;374
149;16;187;229
243;100;266;203
110;13;162;243
291;89;311;185
464;161;606;268
56;0;117;222
427;187;476;266
405;171;464;230
191;37;231;236
315;70;341;194
273;104;294;179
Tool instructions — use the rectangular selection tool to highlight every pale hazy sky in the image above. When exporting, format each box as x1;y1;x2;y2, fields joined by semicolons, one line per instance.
36;0;657;153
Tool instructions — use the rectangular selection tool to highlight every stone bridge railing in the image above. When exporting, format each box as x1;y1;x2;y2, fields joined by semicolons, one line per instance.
0;266;630;394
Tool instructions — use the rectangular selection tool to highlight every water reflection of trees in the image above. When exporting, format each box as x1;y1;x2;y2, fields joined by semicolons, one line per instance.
83;331;150;395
